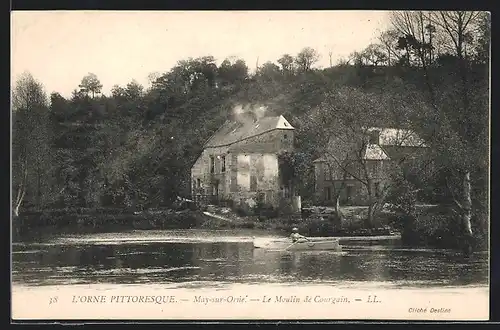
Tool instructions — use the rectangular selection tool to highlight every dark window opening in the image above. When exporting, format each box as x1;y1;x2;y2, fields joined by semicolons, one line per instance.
250;175;258;192
212;182;219;196
283;134;288;140
325;165;331;180
221;155;226;172
346;185;353;201
374;182;380;198
210;156;215;173
325;187;331;201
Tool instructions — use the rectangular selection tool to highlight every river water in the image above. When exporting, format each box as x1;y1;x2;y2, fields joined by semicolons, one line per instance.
12;229;488;288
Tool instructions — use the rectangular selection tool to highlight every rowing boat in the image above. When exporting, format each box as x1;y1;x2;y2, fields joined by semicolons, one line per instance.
253;237;342;251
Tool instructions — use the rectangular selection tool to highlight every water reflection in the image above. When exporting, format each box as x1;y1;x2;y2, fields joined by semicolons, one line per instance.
12;232;488;287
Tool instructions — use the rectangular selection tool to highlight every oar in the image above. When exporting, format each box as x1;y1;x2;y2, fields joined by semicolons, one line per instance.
284;240;300;251
284;238;312;251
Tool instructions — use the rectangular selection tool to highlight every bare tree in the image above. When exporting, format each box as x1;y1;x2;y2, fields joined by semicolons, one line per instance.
12;72;51;216
306;87;428;227
378;29;403;66
389;10;488;241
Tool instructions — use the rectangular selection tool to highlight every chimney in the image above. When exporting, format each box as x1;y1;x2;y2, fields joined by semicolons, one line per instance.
369;130;380;144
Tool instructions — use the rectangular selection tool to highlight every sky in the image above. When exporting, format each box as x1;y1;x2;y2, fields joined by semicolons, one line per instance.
11;11;391;98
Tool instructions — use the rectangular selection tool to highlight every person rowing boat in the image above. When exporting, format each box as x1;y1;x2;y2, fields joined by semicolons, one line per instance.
290;227;310;243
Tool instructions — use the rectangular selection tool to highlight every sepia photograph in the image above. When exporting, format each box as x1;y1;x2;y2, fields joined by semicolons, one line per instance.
11;10;490;321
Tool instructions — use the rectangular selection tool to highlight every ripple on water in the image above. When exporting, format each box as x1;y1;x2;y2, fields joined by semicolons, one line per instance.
12;250;48;254
91;266;202;275
12;230;489;288
48;230;270;246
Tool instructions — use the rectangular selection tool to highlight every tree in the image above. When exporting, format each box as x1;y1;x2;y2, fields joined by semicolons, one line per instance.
306;86;429;227
256;61;281;82
12;72;52;216
390;11;435;67
217;57;248;88
125;80;144;100
389;10;489;247
473;12;491;64
295;47;320;72
50;92;71;122
111;85;126;98
79;73;103;98
378;29;404;66
360;44;389;67
277;54;295;73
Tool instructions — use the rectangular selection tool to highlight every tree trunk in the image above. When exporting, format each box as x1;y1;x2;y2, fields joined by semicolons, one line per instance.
36;161;41;209
333;193;340;215
365;204;374;228
14;160;28;217
364;180;374;228
14;188;25;217
462;171;473;235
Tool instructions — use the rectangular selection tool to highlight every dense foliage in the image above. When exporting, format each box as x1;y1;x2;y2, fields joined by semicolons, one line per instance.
12;12;489;249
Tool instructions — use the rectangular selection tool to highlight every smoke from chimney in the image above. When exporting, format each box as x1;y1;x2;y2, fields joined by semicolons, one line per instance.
232;103;268;125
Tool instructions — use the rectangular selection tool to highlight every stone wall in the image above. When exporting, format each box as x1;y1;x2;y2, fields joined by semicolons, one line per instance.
191;128;295;210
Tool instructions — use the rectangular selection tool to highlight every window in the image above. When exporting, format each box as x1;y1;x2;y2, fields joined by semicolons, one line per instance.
212;182;219;196
325;187;331;201
196;178;201;188
250;175;257;192
221;155;226;172
210;156;215;173
368;161;382;178
324;165;331;180
346;185;353;201
283;134;288;140
374;182;380;198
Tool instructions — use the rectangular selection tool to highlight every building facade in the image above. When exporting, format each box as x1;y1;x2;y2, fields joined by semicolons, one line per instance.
191;115;295;209
313;127;427;206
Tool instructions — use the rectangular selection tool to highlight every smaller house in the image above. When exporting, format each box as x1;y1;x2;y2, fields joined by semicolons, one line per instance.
191;114;297;211
313;127;427;206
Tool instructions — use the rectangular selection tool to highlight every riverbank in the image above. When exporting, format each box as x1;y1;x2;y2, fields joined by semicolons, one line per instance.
12;205;397;240
12;204;487;252
12;282;489;320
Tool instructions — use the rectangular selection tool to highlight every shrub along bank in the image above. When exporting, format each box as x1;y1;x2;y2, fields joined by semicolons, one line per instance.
13;204;488;253
388;205;488;252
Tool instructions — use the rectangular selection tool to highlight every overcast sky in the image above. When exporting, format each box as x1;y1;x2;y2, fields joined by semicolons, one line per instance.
11;10;391;98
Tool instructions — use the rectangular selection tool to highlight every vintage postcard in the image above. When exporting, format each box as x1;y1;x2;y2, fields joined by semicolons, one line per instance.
11;10;490;321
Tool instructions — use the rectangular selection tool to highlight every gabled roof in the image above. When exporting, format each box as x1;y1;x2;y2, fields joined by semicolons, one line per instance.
363;144;390;160
313;127;426;163
204;115;294;148
313;144;389;164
